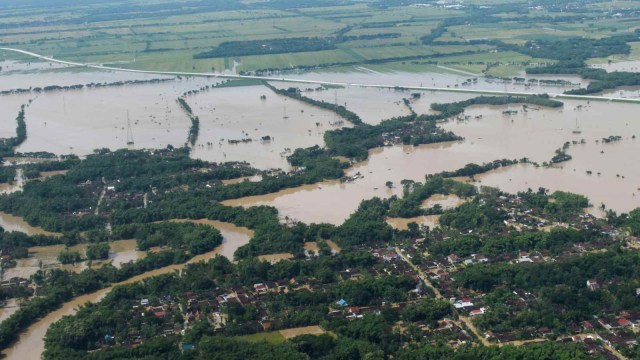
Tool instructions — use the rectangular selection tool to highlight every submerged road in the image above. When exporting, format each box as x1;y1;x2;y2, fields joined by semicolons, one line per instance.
2;47;640;104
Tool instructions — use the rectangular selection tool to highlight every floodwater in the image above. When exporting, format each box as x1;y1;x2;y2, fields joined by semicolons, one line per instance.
589;60;640;73
221;175;263;185
0;299;18;325
288;71;589;96
0;94;32;138
2;220;253;360
3;62;640;357
222;142;494;225
422;194;465;209
0;169;64;195
0;60;173;92
167;219;254;260
258;253;294;263
0;168;24;195
16;80;212;156
187;85;347;170
224;99;640;224
291;85;413;125
3;240;146;281
387;215;440;231
0;211;59;236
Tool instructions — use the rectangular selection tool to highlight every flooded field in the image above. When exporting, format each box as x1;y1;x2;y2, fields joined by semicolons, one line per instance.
0;60;173;93
387;215;440;231
222;142;494;224
294;86;413;125
16;79;216;156
422;194;466;210
589;60;640;73
0;211;59;236
289;71;589;96
224;98;640;224
3;240;146;281
0;94;32;138
187;85;347;169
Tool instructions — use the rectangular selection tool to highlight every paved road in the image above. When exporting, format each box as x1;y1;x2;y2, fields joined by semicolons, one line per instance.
2;47;639;104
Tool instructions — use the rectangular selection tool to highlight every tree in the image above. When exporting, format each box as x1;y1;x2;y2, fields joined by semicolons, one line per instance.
86;243;110;260
58;249;82;264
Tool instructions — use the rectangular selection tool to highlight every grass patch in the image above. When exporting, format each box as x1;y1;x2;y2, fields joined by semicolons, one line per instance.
237;331;286;344
213;79;266;88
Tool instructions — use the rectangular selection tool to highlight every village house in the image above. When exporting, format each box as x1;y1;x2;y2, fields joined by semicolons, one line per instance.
587;279;599;291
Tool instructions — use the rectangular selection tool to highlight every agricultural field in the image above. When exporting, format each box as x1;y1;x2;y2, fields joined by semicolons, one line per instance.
2;0;639;75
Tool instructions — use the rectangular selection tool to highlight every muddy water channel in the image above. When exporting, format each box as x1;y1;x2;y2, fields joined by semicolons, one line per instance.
2;219;253;360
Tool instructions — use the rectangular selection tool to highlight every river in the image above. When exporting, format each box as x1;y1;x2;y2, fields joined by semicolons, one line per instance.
1;219;253;360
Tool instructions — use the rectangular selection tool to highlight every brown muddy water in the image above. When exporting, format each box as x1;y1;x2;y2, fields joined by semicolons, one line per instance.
2;219;253;360
222;142;494;224
0;61;172;93
224;99;640;223
3;240;145;282
187;85;349;170
387;215;440;231
422;194;466;209
589;59;640;73
289;71;589;95
0;94;32;138
167;219;254;260
16;80;212;156
0;211;59;236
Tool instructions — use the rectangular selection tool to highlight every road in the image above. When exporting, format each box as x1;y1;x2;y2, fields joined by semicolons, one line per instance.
394;246;491;346
395;246;629;358
2;47;640;104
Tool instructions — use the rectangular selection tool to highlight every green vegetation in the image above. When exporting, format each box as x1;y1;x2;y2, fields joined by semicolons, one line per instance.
0;105;27;158
0;167;16;184
266;83;363;125
57;249;81;264
194;37;339;59
387;176;476;218
237;331;286;344
86;243;109;260
177;98;200;146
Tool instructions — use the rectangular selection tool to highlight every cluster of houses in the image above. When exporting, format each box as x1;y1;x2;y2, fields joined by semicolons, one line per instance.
98;242;482;349
390;190;640;355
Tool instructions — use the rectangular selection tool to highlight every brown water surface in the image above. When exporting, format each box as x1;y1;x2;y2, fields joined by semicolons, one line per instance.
0;212;60;236
188;85;348;169
386;215;440;230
